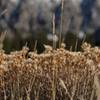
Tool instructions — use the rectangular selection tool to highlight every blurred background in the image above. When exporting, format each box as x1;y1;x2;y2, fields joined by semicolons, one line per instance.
0;0;100;53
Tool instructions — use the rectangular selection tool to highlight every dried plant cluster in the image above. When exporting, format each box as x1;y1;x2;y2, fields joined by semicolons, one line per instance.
0;43;100;100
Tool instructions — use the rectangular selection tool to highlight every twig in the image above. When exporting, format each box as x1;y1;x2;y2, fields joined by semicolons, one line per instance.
0;9;7;17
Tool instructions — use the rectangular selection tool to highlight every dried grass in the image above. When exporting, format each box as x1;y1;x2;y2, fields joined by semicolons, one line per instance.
0;43;100;100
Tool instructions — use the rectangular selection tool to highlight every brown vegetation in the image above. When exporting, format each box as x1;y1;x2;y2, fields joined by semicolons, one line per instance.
0;43;100;100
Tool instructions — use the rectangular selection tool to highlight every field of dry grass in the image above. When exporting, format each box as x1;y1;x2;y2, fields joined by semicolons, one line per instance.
0;43;100;100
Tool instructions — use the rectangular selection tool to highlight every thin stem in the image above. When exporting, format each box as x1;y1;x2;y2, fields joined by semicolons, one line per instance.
52;13;56;49
59;0;64;48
